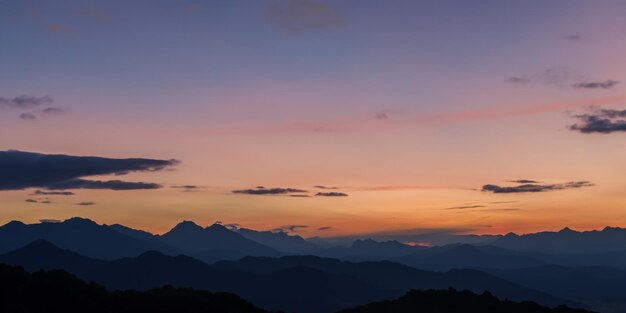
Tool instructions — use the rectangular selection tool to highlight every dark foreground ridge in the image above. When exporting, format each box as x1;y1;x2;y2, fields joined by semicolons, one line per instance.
0;263;269;313
338;289;592;313
0;263;593;313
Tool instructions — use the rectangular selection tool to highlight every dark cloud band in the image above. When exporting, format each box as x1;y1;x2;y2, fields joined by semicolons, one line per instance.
482;181;593;193
570;108;626;134
232;186;307;195
0;150;178;191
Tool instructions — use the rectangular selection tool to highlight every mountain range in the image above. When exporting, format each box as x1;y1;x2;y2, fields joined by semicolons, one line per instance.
3;217;626;312
0;263;591;313
0;239;573;313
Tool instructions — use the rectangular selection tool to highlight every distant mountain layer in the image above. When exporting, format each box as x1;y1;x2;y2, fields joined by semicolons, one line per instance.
0;263;269;313
493;227;626;254
3;217;626;269
337;289;590;313
0;240;573;313
0;218;281;262
393;244;545;271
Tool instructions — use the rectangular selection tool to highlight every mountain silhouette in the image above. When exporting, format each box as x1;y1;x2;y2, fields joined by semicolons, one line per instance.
160;222;281;262
213;255;572;307
0;240;574;313
337;289;590;313
305;238;425;260
0;239;103;274
236;227;318;253
0;218;158;259
493;226;626;254
0;263;270;313
483;265;626;312
0;218;281;263
394;244;545;270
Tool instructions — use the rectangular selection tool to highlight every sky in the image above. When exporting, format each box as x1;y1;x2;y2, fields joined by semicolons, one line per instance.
1;0;626;240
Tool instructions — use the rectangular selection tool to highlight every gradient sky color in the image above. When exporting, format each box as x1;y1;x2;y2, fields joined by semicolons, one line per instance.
1;0;626;239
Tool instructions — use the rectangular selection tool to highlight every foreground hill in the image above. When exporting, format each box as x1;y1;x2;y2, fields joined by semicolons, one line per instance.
337;289;591;313
483;265;626;312
0;240;573;313
0;264;591;313
214;255;568;307
0;264;270;313
0;241;567;313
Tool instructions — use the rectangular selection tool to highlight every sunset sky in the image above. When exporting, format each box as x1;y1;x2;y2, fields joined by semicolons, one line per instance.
1;0;626;239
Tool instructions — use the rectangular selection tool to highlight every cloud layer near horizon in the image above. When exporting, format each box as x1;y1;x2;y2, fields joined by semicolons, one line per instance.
482;181;593;193
0;150;178;191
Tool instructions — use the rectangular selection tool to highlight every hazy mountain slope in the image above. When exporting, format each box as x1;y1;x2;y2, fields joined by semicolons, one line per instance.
236;227;318;253
213;255;573;307
394;244;544;270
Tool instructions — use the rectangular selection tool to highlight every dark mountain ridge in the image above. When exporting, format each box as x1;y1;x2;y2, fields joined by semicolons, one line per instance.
0;240;574;313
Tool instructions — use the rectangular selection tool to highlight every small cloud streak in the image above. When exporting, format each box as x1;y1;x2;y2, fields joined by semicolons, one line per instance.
569;108;626;134
317;226;332;231
563;34;582;41
444;205;486;210
507;179;539;184
41;107;68;115
573;80;619;89
315;192;348;197
267;0;345;33
47;23;76;36
273;224;309;233
0;95;53;109
506;77;529;84
30;190;75;196
76;201;95;206
19;113;36;120
171;185;199;192
314;185;339;190
232;186;308;195
482;181;593;193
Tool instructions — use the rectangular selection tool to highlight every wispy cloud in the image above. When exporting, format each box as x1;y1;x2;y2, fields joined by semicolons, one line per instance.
507;179;539;184
41;107;69;115
19;113;36;120
482;181;593;193
563;34;582;41
30;190;75;196
0;95;53;109
573;80;619;89
444;205;486;210
314;185;339;190
273;224;309;233
76;201;95;206
232;186;308;195
47;23;76;36
569;108;626;134
315;192;348;197
506;77;529;84
266;0;345;33
171;185;200;192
